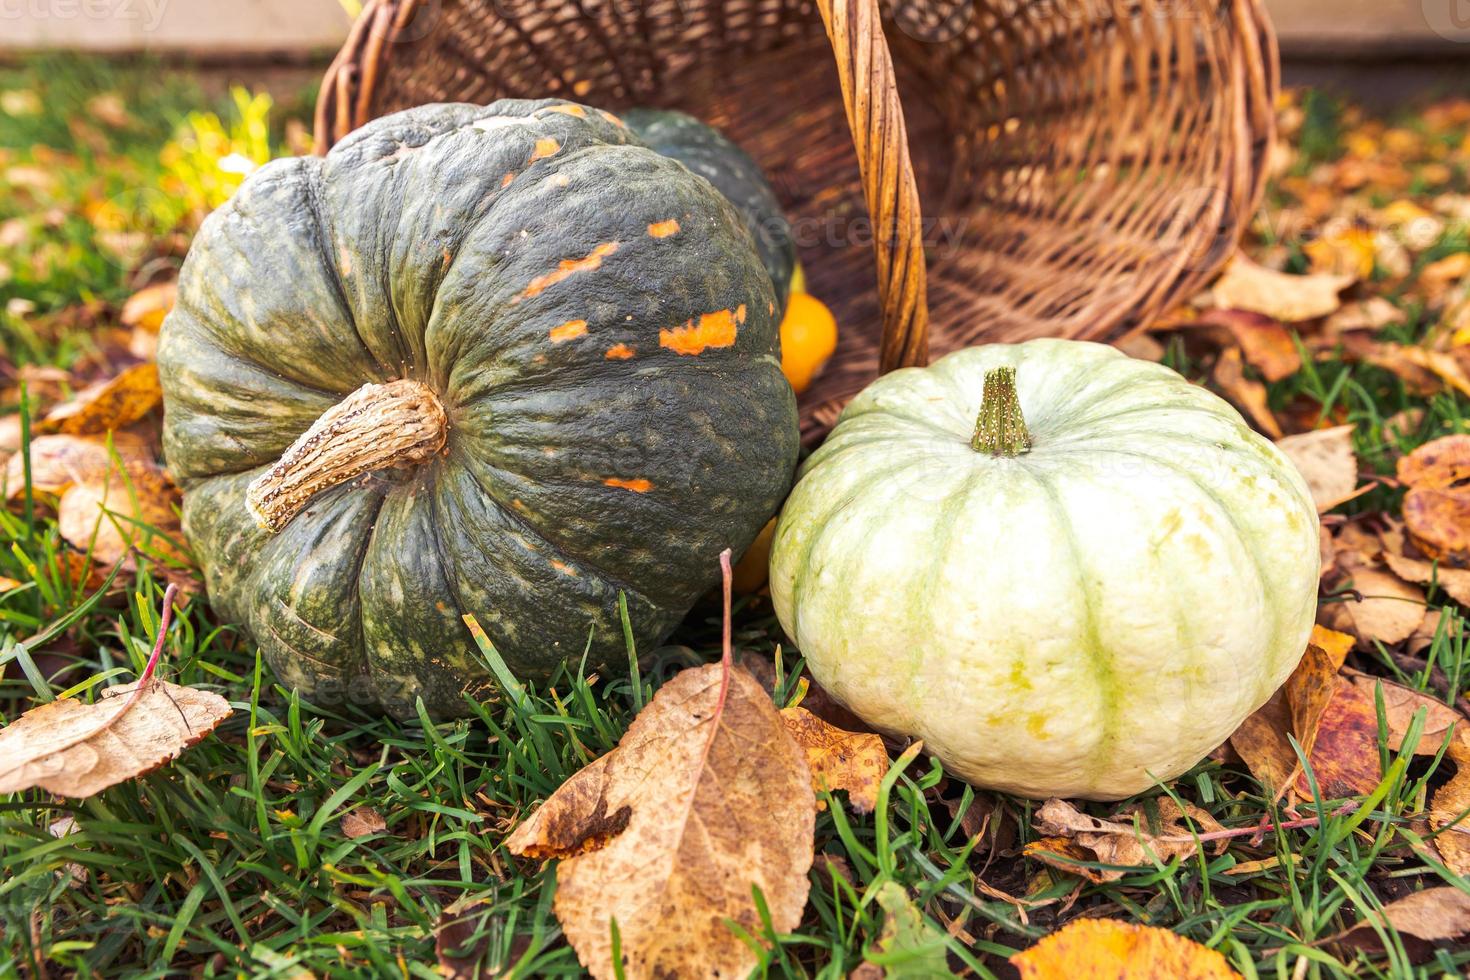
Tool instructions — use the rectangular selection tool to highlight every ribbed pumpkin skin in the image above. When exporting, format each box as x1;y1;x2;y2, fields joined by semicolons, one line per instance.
623;109;795;316
769;340;1319;800
160;100;799;717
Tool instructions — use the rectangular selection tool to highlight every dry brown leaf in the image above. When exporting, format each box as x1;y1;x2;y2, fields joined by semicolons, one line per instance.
1276;425;1359;513
56;459;183;566
1341;671;1464;756
1332;888;1470;962
1429;742;1470;876
1211;347;1282;438
506;553;814;980
1024;798;1226;883
1361;342;1470;399
1345;567;1426;645
1398;435;1470;565
341;807;388;839
1421;253;1470;303
1212;253;1353;322
119;282;176;333
1297;678;1382;798
4;431;151;499
1287;626;1355;761
0;658;229;798
39;363;161;436
1323;297;1405;338
1011;918;1242;980
1381;550;1470;606
1230;627;1355;796
1205;309;1301;382
779;705;889;814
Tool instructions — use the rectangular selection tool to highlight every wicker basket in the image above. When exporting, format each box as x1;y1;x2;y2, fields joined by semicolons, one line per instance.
316;0;1277;440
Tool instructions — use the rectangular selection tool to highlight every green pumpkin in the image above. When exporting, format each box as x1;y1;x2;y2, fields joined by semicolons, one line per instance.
770;340;1320;800
159;99;799;717
623;109;795;314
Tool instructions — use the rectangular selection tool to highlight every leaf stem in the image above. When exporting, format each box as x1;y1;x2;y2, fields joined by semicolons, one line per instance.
971;367;1031;457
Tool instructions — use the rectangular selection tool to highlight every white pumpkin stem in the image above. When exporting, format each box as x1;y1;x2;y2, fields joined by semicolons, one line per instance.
245;379;447;533
971;366;1031;457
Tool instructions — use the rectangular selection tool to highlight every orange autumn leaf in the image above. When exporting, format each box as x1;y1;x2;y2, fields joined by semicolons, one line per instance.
1011;918;1242;980
39;363;162;436
1211;347;1281;438
1398;435;1470;565
779;705;889;813
119;281;176;333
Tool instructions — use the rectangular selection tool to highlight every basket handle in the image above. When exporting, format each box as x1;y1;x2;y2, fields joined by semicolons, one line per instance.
815;0;929;372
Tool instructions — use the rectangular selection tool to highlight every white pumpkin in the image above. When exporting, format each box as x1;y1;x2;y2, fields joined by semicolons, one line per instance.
769;339;1320;800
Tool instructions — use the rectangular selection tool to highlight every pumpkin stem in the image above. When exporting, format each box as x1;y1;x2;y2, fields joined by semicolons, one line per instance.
971;366;1031;457
245;379;447;533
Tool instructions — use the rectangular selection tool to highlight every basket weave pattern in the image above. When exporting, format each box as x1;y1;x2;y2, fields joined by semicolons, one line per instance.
317;0;1277;439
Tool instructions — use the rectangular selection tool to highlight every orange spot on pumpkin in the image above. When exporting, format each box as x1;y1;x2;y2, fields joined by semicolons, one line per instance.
768;300;775;316
549;319;588;344
736;303;747;324
599;109;625;127
550;560;579;576
605;343;635;360
603;477;653;493
501;172;515;188
659;308;740;356
516;242;619;301
529;137;561;162
648;219;680;238
544;104;587;118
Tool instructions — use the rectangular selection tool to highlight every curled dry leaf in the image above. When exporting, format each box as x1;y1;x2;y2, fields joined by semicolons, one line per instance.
38;363;162;436
779;705;889;813
1381;550;1470;606
1331;887;1470;962
1345;567;1426;646
1356;341;1470;399
1275;425;1360;513
1211;347;1282;438
1211;252;1353;322
1196;309;1302;382
505;552;815;980
1011;918;1242;980
0;680;229;798
0;587;230;798
1024;798;1226;883
1229;627;1355;797
1397;435;1470;564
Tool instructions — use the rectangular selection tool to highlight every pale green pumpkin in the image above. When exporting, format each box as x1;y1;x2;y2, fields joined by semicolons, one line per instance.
769;339;1320;800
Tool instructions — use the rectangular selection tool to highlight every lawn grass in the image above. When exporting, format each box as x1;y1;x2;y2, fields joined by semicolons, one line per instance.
3;58;1470;978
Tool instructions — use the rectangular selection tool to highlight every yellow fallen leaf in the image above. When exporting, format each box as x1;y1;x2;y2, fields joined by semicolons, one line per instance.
1011;918;1242;979
779;705;889;813
39;363;161;436
505;551;815;980
1275;425;1359;513
1212;253;1353;322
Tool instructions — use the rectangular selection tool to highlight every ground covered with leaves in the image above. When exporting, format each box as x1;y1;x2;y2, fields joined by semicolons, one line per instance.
3;59;1470;978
